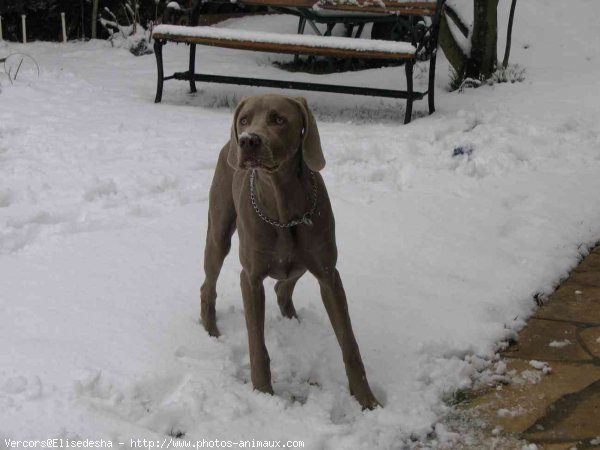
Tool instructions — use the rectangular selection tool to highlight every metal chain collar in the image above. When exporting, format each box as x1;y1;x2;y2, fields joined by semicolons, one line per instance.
249;169;318;228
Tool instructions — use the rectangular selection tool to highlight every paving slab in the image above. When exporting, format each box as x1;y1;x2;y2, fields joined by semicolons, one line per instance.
461;360;600;434
568;270;600;288
504;319;591;362
535;284;600;325
537;442;581;450
580;326;600;358
573;251;600;273
457;245;600;448
524;381;600;442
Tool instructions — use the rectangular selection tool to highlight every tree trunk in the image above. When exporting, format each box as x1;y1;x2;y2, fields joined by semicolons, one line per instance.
91;0;99;39
80;0;85;39
503;0;517;68
467;0;498;79
439;13;467;77
437;0;501;84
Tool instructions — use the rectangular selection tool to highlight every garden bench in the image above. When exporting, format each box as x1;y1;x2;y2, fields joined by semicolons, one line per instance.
152;0;445;124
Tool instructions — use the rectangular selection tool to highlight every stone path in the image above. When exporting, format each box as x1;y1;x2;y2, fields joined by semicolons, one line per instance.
458;246;600;449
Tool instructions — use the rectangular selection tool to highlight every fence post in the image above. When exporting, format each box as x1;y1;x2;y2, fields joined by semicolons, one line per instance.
0;16;3;41
91;0;99;39
22;15;26;43
61;12;67;42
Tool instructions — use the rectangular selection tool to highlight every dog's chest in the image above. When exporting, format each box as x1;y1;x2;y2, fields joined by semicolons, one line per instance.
241;222;307;279
267;231;302;276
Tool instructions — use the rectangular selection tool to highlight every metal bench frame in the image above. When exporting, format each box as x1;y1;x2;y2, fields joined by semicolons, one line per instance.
153;0;445;124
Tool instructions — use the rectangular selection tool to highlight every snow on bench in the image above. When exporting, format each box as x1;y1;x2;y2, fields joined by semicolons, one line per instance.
152;24;417;58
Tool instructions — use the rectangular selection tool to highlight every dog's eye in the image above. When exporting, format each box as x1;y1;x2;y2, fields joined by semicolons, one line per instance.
274;115;286;125
239;117;248;126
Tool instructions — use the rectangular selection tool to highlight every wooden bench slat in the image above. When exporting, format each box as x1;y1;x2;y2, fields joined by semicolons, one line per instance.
153;25;417;59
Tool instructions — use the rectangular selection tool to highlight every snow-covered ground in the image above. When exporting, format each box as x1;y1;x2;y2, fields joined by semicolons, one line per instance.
1;1;600;448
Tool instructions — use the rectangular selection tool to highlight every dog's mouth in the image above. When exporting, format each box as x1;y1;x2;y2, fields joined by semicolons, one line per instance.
241;159;278;172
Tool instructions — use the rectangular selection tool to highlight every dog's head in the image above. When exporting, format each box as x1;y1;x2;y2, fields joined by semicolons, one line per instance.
226;94;325;173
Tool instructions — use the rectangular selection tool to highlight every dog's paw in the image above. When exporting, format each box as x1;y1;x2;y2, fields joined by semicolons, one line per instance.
200;317;221;338
361;396;382;411
350;386;382;411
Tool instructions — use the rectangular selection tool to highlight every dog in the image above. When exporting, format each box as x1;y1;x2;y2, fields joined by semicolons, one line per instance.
200;94;380;410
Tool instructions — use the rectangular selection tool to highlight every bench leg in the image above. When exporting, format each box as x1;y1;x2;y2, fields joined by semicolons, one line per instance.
294;18;307;65
154;39;165;103
404;60;414;124
189;43;197;94
428;50;437;114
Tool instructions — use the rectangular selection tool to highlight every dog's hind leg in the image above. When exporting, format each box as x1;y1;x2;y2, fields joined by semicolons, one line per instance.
274;273;303;320
201;147;236;338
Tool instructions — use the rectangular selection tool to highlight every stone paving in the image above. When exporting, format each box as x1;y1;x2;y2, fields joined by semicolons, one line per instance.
458;246;600;449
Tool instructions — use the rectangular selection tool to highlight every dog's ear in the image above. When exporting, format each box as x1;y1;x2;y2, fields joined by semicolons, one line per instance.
226;98;248;169
293;97;325;172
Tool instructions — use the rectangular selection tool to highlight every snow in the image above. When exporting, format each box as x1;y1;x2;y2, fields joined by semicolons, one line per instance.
522;445;539;450
315;0;388;10
497;406;526;418
528;361;547;370
529;361;552;375
152;25;417;54
315;0;437;9
548;339;570;348
2;0;600;448
166;1;182;10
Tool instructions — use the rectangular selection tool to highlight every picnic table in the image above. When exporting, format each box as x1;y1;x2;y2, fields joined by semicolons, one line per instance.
153;0;445;123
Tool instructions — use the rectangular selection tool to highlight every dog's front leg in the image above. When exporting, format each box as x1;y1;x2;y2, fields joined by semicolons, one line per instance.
200;148;236;338
240;270;273;394
318;269;380;410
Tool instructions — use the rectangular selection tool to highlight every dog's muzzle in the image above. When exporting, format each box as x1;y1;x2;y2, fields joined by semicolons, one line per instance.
238;133;273;169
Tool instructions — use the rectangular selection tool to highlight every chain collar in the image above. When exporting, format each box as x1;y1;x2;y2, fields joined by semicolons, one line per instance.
249;169;317;228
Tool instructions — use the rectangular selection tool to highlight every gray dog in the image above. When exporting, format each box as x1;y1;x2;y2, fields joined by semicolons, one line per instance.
200;94;379;410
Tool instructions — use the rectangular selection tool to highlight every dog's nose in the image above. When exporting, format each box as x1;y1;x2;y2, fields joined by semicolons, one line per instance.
239;133;261;152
